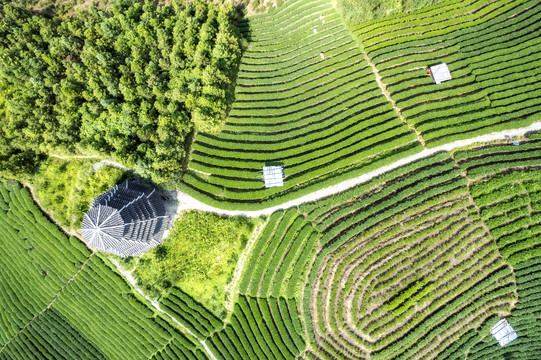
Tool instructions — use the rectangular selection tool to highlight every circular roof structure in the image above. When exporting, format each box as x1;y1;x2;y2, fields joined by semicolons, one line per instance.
81;180;169;257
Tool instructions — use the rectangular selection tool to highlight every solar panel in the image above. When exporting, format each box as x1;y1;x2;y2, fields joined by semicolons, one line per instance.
81;180;169;257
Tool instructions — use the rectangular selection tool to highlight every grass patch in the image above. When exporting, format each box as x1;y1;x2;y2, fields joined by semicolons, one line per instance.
132;211;260;319
336;0;447;26
31;158;126;230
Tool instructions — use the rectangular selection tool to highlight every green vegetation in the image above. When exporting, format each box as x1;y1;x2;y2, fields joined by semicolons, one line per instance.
0;182;91;345
335;0;445;26
0;0;243;184
6;140;541;359
180;0;541;212
353;0;541;147
31;159;125;229
239;208;318;299
160;287;223;338
297;153;517;359
133;211;258;318
384;279;435;316
0;183;206;359
181;0;422;210
433;135;541;359
3;0;541;359
206;296;306;360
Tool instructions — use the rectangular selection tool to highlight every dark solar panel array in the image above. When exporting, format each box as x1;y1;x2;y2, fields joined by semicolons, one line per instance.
81;180;169;257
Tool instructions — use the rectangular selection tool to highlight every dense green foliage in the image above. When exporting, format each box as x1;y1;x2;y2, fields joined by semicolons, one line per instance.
0;183;206;359
31;158;125;229
466;171;541;359
158;289;307;360
133;211;257;317
0;0;242;184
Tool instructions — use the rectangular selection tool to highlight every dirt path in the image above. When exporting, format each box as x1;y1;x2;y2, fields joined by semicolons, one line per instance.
50;154;99;160
108;259;218;360
50;154;125;172
177;122;541;217
92;160;126;171
363;52;427;148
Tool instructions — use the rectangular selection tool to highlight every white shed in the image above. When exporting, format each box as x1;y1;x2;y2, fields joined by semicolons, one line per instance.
491;319;517;347
430;63;452;84
263;166;284;188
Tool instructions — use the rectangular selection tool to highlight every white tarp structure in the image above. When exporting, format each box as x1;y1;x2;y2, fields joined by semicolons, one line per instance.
430;63;452;84
491;319;518;347
263;166;284;188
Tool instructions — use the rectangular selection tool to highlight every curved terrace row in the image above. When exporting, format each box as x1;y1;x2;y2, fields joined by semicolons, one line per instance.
182;0;419;209
356;0;541;146
181;0;541;211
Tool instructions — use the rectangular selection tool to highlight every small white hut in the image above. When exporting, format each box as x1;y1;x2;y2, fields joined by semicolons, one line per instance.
263;166;284;188
430;63;452;84
490;318;517;347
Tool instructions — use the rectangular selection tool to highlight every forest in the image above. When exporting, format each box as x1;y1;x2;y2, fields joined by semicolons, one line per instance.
0;0;243;184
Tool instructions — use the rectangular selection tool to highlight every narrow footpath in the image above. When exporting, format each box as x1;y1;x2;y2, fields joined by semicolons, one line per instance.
363;52;427;148
109;259;218;360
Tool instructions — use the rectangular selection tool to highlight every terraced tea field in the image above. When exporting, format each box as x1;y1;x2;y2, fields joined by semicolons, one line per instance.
180;0;422;209
447;137;541;358
0;183;205;360
296;153;518;359
180;0;541;211
4;134;541;359
355;0;541;147
161;133;541;360
2;0;541;359
185;134;541;360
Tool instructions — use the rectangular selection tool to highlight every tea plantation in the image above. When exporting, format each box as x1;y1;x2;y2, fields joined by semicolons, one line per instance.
180;0;423;210
0;183;205;359
180;0;541;210
1;0;540;359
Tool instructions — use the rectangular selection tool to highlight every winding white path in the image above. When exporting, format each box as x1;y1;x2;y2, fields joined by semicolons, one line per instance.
177;122;541;217
109;259;218;360
92;159;126;171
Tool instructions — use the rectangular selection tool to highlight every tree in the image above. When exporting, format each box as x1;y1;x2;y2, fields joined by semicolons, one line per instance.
0;0;244;184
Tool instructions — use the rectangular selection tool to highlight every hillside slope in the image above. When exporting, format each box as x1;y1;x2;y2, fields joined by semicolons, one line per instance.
181;0;541;210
